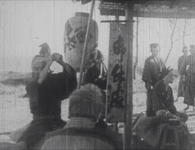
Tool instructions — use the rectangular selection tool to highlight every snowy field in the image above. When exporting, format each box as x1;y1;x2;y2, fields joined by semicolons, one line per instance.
0;72;195;149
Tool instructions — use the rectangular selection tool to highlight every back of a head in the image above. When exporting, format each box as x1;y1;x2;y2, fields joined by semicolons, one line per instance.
69;84;105;121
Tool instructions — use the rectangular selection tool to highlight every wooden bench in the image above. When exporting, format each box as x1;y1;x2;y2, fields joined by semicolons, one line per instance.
160;124;183;149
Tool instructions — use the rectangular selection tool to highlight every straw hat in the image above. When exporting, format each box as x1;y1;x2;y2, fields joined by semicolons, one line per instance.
39;43;50;56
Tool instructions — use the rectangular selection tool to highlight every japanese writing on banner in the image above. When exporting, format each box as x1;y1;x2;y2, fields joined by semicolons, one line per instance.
64;14;98;72
66;25;93;50
106;23;128;123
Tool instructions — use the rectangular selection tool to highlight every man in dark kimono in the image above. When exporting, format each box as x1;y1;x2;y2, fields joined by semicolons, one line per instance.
142;43;165;116
132;70;189;149
152;69;188;122
17;45;77;149
83;49;107;90
176;46;188;100
180;45;195;110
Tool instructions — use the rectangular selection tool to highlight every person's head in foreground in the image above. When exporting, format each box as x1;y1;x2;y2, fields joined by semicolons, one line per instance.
150;43;160;57
68;84;105;122
40;84;122;150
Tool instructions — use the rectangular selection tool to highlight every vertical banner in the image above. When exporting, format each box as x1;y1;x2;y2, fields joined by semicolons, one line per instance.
106;23;128;123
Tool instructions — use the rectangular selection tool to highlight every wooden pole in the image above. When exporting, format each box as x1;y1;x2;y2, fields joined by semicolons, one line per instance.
133;17;139;79
123;1;134;149
114;14;119;135
77;0;96;89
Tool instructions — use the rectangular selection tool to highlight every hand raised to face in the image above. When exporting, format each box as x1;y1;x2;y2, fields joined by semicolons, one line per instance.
52;53;63;64
44;55;53;66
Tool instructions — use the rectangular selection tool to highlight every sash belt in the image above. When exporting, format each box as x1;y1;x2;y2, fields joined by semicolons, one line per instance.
33;115;60;120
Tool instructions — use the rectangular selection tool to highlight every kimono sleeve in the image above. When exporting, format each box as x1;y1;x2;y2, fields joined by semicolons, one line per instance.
164;87;177;114
178;56;182;73
49;64;77;101
142;58;152;83
26;78;40;115
152;83;163;111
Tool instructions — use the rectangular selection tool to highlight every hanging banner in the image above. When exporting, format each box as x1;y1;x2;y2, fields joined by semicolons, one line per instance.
106;23;128;123
64;12;98;72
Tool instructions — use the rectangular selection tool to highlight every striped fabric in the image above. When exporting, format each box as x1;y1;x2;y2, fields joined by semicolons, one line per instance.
65;117;94;129
41;135;115;150
40;118;121;150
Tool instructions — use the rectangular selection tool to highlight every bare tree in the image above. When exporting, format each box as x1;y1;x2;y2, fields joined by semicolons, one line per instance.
165;19;178;64
182;19;187;46
133;17;145;79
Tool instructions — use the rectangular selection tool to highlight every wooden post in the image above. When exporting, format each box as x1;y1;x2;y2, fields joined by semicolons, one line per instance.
77;0;96;89
114;14;119;135
123;1;134;149
134;17;139;79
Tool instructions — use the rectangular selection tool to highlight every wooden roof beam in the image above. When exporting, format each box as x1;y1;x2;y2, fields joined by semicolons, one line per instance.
170;0;176;9
133;10;195;19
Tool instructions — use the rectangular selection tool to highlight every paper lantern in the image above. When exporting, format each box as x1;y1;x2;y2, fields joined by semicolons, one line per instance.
64;12;98;72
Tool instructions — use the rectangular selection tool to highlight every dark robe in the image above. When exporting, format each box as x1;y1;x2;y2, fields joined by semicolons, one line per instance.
18;64;77;148
152;80;177;114
142;56;165;116
142;56;165;86
152;80;188;122
180;55;195;106
177;55;188;97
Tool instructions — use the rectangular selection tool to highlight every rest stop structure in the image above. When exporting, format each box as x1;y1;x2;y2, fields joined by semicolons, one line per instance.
68;0;195;149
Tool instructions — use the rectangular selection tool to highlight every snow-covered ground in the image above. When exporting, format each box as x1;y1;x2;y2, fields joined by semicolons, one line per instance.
0;73;194;149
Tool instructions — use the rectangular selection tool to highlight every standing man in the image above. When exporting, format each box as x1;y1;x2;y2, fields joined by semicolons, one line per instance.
17;43;77;149
142;43;165;116
177;46;188;100
181;45;195;110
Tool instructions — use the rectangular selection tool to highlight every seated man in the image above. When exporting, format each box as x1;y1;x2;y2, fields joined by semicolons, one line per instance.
152;69;188;122
132;69;191;149
40;84;122;150
16;47;77;149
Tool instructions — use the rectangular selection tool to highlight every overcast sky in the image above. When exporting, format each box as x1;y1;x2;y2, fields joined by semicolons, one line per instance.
1;0;195;73
0;0;110;73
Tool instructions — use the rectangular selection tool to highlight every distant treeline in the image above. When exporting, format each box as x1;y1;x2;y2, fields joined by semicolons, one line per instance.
0;71;32;86
0;78;29;86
